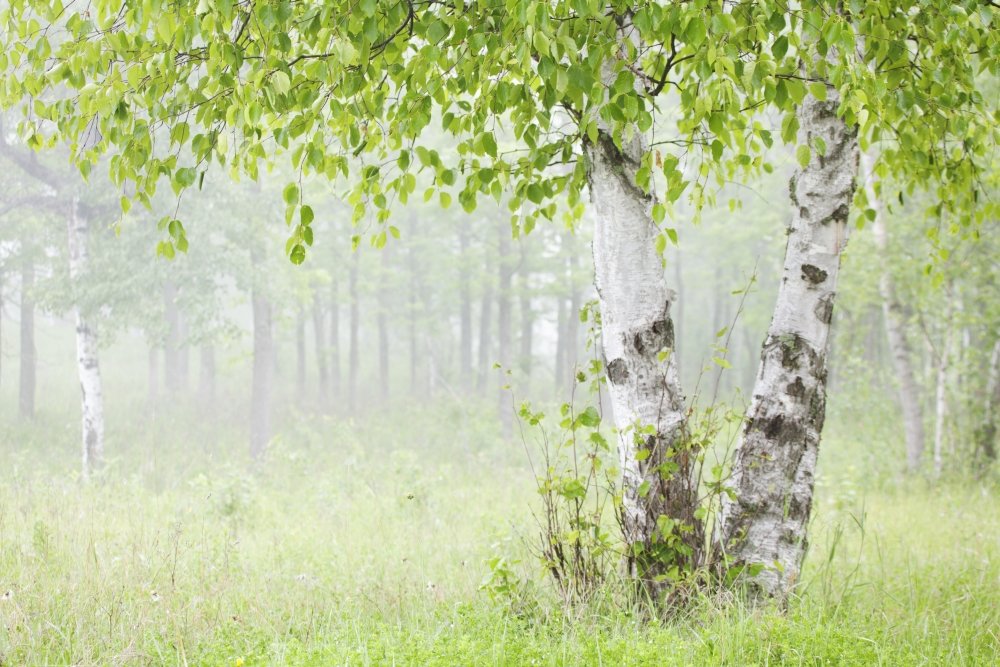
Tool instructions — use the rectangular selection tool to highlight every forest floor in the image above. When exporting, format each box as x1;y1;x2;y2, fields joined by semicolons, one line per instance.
1;400;998;666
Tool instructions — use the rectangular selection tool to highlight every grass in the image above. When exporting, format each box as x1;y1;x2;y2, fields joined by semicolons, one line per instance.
1;394;998;665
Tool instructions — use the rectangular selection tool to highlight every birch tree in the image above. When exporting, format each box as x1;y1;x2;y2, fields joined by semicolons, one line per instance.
1;0;995;595
860;151;925;473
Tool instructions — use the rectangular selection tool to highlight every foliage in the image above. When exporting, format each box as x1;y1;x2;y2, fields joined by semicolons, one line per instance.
0;1;994;262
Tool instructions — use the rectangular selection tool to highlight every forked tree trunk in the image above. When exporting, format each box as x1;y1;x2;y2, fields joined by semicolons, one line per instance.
718;86;858;599
250;277;273;459
861;151;925;473
68;198;105;478
586;128;700;586
19;249;35;419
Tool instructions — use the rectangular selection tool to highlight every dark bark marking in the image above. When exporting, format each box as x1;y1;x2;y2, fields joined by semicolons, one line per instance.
607;358;629;385
815;292;835;324
785;376;805;399
800;264;828;284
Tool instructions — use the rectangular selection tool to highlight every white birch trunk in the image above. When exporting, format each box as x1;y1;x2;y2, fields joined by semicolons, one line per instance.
933;323;951;478
718;86;858;598
861;152;926;473
586;42;699;583
67;198;105;479
976;339;1000;464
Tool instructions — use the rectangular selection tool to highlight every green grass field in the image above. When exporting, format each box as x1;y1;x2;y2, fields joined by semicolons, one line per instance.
1;394;998;666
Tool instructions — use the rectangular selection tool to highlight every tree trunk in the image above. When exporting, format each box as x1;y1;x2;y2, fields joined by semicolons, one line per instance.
68;198;105;478
861;151;926;473
0;261;4;390
199;344;216;405
296;306;307;400
555;294;567;391
348;252;359;412
18;249;35;419
250;276;273;459
586;128;700;587
147;341;159;406
163;280;182;394
718;86;858;599
459;222;473;391
976;339;1000;464
933;322;951;478
566;234;582;391
476;253;494;395
329;278;341;400
497;221;513;439
518;244;533;392
312;292;329;400
378;246;390;403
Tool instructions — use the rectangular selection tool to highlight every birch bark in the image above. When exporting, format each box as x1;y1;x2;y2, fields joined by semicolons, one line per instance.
861;152;926;473
718;86;858;598
586;25;699;582
68;198;105;478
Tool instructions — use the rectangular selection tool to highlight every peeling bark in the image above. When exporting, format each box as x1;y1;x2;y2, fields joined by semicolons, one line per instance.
718;86;859;599
68;198;105;478
861;152;926;473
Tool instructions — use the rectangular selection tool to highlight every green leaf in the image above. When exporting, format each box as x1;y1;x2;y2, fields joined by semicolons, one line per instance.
796;144;811;168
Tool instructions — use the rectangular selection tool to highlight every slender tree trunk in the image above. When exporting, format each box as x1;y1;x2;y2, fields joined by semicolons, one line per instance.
673;251;684;379
718;85;858;599
348;252;359;412
861;151;926;473
497;221;513;439
518;245;533;392
566;235;582;391
586;128;699;587
0;262;4;390
18;250;35;419
147;342;159;406
933;322;951;478
250;274;273;459
329;278;341;400
459;222;473;390
163;280;181;394
409;248;419;396
296;306;307;400
68;198;105;478
555;294;567;391
199;344;216;405
476;252;494;395
378;246;391;403
312;292;329;400
976;339;1000;464
178;313;189;390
